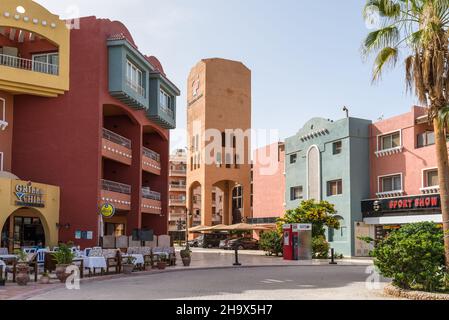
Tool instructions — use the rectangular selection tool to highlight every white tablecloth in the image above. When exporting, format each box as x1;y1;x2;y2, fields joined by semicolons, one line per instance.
122;254;144;265
83;256;107;270
0;255;17;260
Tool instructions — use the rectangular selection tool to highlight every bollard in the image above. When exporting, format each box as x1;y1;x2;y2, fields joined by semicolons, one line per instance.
0;265;4;286
329;248;337;265
233;248;242;266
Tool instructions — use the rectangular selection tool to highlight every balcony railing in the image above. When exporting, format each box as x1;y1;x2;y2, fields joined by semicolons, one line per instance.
169;198;186;205
170;183;186;189
125;78;146;97
142;187;161;201
142;147;160;162
160;105;174;118
101;179;131;195
170;169;187;175
103;128;132;149
0;54;59;75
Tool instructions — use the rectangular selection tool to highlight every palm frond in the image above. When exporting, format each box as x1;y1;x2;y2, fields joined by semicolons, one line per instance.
363;26;401;56
363;0;402;19
437;105;449;129
372;47;399;82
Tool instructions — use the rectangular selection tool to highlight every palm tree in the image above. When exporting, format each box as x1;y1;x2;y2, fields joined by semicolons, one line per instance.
362;0;449;266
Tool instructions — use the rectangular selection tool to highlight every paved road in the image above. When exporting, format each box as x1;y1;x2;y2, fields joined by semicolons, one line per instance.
30;265;393;300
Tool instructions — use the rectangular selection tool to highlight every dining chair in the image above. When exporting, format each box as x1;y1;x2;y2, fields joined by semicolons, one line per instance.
0;248;8;255
36;249;47;267
84;248;92;257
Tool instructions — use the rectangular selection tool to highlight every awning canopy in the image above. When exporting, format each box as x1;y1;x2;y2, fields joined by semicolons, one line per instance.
212;223;271;231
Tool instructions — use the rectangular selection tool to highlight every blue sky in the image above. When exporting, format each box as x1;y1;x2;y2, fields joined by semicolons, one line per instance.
36;0;417;151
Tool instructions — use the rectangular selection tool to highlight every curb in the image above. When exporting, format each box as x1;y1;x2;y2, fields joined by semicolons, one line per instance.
384;283;449;300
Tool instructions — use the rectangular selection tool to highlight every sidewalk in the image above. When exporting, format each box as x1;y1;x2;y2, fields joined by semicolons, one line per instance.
1;250;373;300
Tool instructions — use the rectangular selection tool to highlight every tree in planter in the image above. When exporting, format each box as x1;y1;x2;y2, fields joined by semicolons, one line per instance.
277;200;341;258
361;0;449;267
259;231;283;256
373;222;446;292
53;243;75;283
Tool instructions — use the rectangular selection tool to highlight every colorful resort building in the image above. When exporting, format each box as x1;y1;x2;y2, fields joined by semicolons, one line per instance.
360;106;444;247
284;116;372;257
0;0;69;252
0;0;180;250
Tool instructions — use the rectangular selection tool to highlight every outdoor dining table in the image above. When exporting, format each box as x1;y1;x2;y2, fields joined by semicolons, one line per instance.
82;256;107;276
121;254;145;266
0;255;18;261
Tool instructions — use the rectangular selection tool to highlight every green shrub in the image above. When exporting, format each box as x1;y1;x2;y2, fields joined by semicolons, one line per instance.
312;236;330;259
54;243;75;265
373;222;446;292
259;231;283;256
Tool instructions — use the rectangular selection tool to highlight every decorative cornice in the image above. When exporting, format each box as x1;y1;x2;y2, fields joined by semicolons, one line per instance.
299;128;329;142
420;186;440;194
376;190;405;199
375;146;404;158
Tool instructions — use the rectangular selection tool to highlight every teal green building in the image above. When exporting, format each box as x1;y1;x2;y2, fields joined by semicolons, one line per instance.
285;117;372;257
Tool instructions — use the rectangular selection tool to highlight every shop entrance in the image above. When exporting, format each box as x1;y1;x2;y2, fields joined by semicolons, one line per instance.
1;208;47;252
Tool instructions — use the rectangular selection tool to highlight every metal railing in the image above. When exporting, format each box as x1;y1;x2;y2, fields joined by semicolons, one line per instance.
0;53;59;75
142;187;161;201
170;169;187;175
247;217;278;225
169;198;186;205
142;147;160;162
169;183;186;189
102;128;132;149
101;179;131;195
125;78;146;97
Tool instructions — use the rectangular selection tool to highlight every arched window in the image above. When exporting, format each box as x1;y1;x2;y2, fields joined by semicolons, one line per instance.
307;145;321;200
328;216;347;242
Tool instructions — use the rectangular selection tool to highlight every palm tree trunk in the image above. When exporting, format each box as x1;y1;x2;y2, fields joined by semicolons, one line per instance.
434;118;449;268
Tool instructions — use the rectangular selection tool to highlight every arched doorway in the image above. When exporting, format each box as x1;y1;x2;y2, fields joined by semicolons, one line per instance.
1;207;50;252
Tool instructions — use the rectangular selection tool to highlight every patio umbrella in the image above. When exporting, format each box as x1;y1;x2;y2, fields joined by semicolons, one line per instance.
209;224;229;231
219;223;270;231
188;225;213;233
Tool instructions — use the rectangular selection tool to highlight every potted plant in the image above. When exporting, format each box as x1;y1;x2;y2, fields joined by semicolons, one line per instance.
122;256;135;274
15;250;30;286
53;243;75;283
157;253;168;270
40;272;51;284
180;245;192;267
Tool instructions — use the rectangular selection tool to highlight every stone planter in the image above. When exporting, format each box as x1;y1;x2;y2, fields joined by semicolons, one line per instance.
384;283;449;300
181;257;191;267
55;264;71;283
16;263;30;286
122;264;134;275
157;261;167;270
40;276;51;285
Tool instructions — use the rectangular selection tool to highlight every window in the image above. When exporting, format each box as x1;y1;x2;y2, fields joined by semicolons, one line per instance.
327;180;343;196
290;153;297;164
0;152;3;171
417;131;435;148
32;53;59;75
126;60;144;96
380;174;402;192
379;132;401;151
333;141;342;155
160;89;174;116
290;186;303;201
424;169;439;188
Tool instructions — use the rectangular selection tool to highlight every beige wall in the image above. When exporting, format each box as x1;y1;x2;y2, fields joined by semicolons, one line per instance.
186;58;252;227
0;178;60;249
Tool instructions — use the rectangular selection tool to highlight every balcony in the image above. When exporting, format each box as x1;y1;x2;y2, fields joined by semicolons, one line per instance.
375;146;404;158
0;7;70;97
0;54;59;75
102;128;132;165
169;198;187;207
142;147;161;175
170;169;187;177
100;179;131;211
169;183;186;192
141;187;162;215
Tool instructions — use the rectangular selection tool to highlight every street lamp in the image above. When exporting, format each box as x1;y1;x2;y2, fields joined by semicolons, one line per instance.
185;209;193;245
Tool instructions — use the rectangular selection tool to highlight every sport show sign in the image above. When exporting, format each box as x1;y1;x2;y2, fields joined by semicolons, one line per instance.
12;181;45;208
362;194;440;215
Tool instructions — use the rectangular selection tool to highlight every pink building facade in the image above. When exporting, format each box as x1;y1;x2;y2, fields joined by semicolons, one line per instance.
251;142;286;226
359;106;445;247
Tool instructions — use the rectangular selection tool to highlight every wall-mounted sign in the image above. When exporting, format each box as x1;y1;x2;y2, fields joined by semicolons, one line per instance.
362;194;441;216
100;203;115;218
12;181;45;208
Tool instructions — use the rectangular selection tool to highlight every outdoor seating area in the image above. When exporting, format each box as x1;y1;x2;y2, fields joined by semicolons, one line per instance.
0;235;177;286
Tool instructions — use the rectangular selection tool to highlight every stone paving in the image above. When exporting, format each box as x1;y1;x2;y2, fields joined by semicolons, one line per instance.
0;249;376;300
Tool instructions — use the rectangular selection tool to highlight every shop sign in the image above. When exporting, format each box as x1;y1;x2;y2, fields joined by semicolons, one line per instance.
12;181;45;208
100;203;115;218
362;194;440;215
